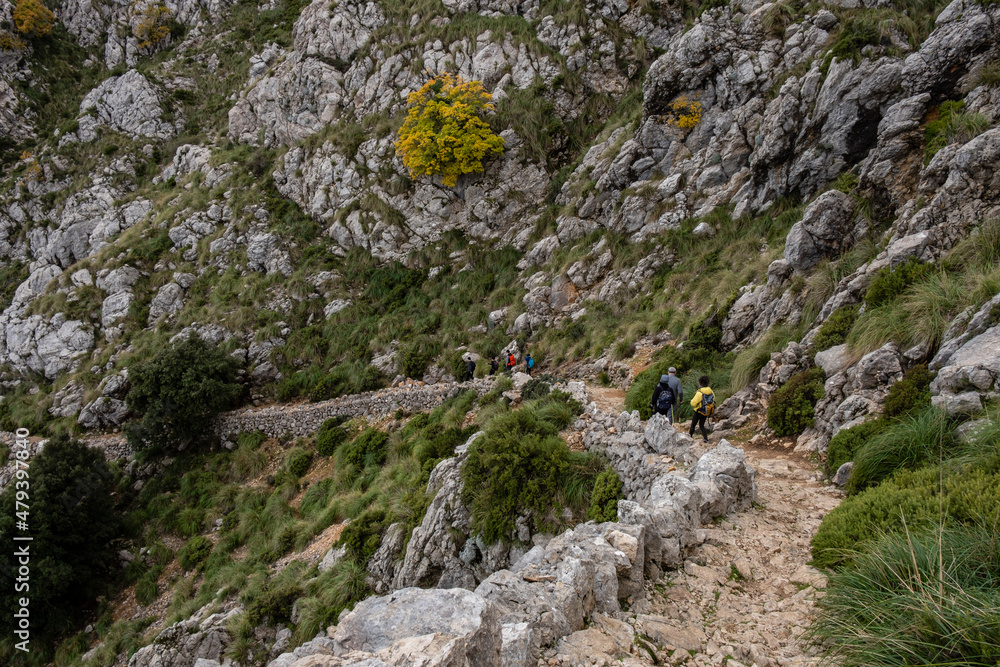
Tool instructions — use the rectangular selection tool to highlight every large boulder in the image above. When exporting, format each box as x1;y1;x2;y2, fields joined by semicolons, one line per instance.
331;587;503;665
78;70;176;141
687;441;757;523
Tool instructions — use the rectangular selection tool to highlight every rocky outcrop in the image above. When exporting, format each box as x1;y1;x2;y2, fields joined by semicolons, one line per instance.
930;291;1000;414
74;70;177;142
127;603;240;667
783;191;858;273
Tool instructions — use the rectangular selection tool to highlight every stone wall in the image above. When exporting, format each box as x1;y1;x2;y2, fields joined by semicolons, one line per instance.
213;377;497;440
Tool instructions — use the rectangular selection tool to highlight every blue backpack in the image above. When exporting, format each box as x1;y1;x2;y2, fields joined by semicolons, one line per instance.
527;357;535;369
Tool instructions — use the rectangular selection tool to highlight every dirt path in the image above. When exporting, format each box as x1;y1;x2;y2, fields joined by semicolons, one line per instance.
576;384;843;667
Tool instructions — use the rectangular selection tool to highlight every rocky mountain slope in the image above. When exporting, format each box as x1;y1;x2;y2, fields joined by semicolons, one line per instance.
0;0;999;663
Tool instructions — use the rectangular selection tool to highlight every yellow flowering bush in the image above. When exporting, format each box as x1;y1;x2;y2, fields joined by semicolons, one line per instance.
666;96;703;130
0;31;27;52
13;0;54;38
395;74;505;187
132;1;173;50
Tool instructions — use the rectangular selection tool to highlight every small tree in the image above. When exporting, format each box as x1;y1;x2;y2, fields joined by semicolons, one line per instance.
124;336;244;450
131;1;173;50
0;436;122;645
13;0;55;39
395;74;505;187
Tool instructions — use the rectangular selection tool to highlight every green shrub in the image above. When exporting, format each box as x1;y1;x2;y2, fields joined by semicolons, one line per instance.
766;367;826;437
846;406;952;494
341;428;389;469
413;424;470;466
521;377;552;400
177;536;213;570
462;406;591;543
813;305;858;351
246;580;302;625
882;364;932;419
811;463;1000;569
317;417;348;456
825;419;889;477
338;508;387;565
813;525;1000;666
824;16;879;64
864;259;929;308
398;338;439;379
587;468;623;522
285;447;313;478
0;435;122;644
124;336;244;450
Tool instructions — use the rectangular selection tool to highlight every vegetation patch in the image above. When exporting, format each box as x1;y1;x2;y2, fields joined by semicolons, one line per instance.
812;305;858;352
766;367;826;437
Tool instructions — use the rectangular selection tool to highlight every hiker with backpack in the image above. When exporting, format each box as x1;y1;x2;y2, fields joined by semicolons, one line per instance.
650;366;683;423
525;353;535;376
506;352;516;373
465;357;476;381
489;358;499;375
689;375;715;442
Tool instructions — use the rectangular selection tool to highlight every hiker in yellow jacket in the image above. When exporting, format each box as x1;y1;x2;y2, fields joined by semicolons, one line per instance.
689;375;715;442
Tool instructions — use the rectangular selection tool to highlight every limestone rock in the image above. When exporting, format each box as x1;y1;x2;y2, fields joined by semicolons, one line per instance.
688;441;757;523
78;397;130;430
331;587;502;665
78;70;175;141
784;191;856;272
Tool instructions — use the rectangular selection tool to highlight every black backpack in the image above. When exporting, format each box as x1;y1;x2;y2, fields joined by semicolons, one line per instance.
655;384;674;412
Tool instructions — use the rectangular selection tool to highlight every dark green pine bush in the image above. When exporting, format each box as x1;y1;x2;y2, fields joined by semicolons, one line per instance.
825;419;888;477
812;305;858;351
338;508;388;565
864;259;930;308
316;417;349;456
341;428;390;469
882;364;932;419
766;367;826;437
587;468;623;522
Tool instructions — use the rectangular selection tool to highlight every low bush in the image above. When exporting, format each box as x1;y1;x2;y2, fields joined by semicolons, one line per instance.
398;338;438;379
285;448;313;478
341;428;389;469
587;468;623;522
766;367;826;437
413;424;471;467
813;525;1000;666
882;364;932;419
812;305;858;351
863;259;929;308
316;417;348;456
246;580;301;625
825;419;888;477
846;406;952;494
521;377;552;400
338;508;387;565
811;462;1000;569
462;394;593;543
177;536;213;570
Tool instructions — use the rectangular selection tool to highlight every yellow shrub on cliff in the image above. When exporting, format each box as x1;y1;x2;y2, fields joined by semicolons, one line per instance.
666;96;703;130
0;31;27;52
395;74;505;187
13;0;55;38
132;1;172;50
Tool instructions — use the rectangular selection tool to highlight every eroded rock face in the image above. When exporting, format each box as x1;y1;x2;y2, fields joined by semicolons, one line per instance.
784;191;857;272
78;70;176;141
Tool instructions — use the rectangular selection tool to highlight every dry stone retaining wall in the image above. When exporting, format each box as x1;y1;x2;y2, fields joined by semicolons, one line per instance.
213;377;497;440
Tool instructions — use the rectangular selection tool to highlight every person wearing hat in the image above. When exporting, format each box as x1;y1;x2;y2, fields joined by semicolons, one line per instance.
650;367;684;423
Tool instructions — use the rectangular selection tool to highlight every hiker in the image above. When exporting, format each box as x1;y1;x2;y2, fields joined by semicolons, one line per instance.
689;375;715;442
506;352;516;372
525;353;535;376
489;358;499;375
465;357;476;381
650;366;683;423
